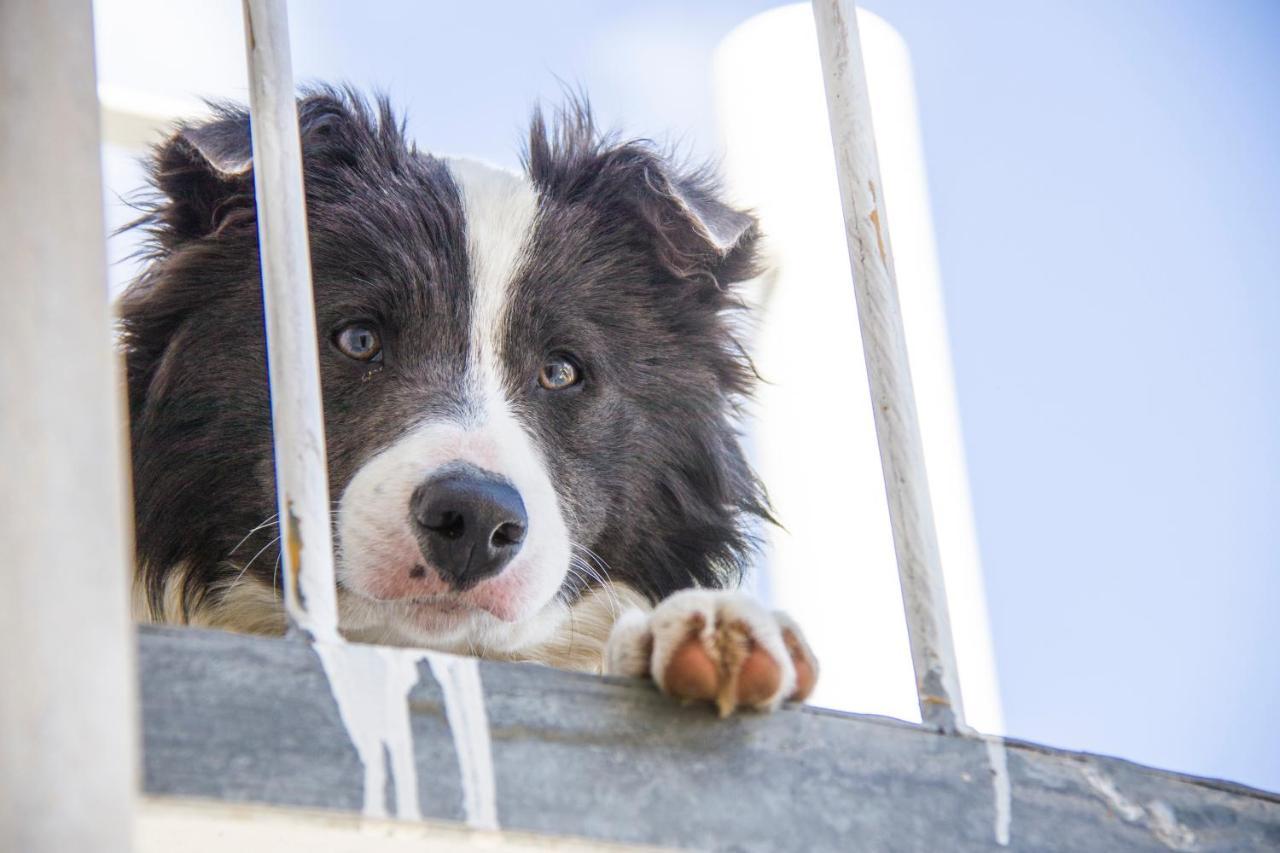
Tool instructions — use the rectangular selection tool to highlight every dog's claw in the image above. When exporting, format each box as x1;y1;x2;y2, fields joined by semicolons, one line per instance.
605;590;818;715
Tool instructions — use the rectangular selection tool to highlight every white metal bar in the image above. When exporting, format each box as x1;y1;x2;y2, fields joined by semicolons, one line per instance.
241;0;340;641
0;1;137;849
811;0;966;731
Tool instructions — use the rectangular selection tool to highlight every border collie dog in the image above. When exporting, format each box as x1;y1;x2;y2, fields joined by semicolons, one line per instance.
123;89;816;714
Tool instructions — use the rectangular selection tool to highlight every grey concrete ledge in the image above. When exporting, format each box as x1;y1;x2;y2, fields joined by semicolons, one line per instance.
138;625;1280;852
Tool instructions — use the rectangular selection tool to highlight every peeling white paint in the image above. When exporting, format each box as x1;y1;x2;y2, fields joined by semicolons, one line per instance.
1081;764;1146;822
1146;799;1197;851
1079;764;1197;850
315;642;498;829
983;736;1012;847
810;0;968;733
243;0;342;643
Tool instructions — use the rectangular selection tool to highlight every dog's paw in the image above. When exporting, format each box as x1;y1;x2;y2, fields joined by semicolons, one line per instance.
604;589;818;717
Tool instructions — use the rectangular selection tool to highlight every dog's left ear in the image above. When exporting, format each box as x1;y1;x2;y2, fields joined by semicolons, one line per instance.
527;105;759;288
150;108;255;244
630;165;759;288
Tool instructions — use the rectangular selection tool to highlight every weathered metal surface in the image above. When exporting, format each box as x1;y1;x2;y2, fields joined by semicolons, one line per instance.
811;0;965;732
241;0;341;639
139;626;1280;852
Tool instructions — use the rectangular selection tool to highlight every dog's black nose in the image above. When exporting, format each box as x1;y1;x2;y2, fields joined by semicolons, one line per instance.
409;465;527;590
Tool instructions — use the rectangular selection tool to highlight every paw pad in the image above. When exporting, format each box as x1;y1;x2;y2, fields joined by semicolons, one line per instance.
606;590;818;717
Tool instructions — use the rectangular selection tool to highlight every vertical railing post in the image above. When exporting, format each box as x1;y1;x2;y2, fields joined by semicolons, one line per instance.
811;0;967;732
240;0;340;641
1;1;137;849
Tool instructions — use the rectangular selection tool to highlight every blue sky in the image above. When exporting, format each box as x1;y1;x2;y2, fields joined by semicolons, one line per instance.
870;0;1280;793
96;0;1280;792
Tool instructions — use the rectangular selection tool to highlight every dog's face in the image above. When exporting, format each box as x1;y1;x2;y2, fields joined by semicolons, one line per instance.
124;91;767;653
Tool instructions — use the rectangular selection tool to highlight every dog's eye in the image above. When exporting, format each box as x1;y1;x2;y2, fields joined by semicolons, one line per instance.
538;354;581;391
334;323;382;362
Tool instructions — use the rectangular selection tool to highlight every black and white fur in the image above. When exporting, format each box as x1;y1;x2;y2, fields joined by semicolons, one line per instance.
123;88;811;706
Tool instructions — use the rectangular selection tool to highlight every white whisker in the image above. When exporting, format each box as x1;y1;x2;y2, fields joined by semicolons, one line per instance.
224;533;281;595
229;512;279;556
567;548;622;618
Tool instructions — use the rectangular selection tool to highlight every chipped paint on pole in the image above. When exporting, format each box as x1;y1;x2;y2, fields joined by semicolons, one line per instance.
240;0;340;640
810;0;966;732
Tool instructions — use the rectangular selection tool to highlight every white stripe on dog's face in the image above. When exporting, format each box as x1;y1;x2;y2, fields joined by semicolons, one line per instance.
449;157;540;396
335;160;571;654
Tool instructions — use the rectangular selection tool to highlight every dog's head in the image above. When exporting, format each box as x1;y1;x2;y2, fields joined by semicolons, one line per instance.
123;89;767;652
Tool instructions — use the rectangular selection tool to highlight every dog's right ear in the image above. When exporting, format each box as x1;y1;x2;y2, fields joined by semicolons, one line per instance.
150;108;255;243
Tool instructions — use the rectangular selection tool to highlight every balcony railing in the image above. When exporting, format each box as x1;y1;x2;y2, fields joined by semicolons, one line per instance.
4;0;1277;850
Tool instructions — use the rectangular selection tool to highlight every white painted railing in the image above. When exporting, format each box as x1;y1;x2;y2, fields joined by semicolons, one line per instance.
811;0;966;732
241;0;341;641
3;0;968;846
1;2;137;852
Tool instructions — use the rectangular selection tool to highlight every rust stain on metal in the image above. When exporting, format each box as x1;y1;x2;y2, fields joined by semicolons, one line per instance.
869;208;888;266
867;180;888;267
245;7;256;50
285;500;305;608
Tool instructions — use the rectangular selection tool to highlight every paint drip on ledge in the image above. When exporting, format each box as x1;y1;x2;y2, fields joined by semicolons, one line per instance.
314;640;499;830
